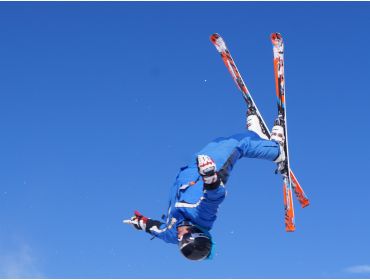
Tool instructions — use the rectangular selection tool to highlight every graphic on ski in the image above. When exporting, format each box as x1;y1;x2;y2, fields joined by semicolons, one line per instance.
290;171;309;207
210;33;309;210
271;32;295;231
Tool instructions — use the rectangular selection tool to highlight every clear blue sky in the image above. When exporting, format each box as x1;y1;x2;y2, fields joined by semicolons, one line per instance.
0;2;369;278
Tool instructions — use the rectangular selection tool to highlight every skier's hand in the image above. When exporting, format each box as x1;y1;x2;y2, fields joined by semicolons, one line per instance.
197;155;217;176
123;210;148;231
197;155;218;185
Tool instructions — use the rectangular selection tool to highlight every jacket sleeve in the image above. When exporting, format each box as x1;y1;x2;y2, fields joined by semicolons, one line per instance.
146;208;184;245
147;219;178;244
195;184;226;225
150;224;178;244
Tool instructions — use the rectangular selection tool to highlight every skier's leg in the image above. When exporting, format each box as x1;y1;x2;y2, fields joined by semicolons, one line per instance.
246;108;285;162
237;132;280;161
207;131;280;161
197;131;280;184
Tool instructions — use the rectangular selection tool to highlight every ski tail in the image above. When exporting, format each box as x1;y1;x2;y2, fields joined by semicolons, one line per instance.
283;175;296;232
283;179;296;232
290;171;309;208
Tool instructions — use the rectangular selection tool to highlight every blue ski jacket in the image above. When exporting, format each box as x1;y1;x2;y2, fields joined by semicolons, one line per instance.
147;131;279;244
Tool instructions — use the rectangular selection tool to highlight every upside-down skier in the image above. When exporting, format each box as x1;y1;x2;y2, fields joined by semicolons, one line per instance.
123;111;286;261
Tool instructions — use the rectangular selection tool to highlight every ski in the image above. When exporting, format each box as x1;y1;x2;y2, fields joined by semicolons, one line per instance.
210;33;310;210
210;34;270;140
270;32;295;231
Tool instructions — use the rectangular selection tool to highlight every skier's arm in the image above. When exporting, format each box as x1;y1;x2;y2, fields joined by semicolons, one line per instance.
197;181;226;218
124;211;163;232
124;211;179;244
148;224;179;244
196;155;226;221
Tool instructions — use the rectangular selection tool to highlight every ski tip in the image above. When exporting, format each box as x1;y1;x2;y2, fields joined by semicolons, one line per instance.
210;33;221;43
270;32;283;46
270;32;282;40
210;33;227;53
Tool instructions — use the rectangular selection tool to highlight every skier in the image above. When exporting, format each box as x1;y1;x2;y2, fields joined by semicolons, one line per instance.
123;112;286;261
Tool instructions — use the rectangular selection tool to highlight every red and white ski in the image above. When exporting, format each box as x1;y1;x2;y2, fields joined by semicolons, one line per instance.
271;32;295;231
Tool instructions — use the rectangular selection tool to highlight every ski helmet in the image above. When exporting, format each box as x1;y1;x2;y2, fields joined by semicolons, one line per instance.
178;226;212;261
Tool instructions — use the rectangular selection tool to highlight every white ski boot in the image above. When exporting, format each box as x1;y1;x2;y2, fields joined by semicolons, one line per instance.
246;109;269;140
271;123;286;163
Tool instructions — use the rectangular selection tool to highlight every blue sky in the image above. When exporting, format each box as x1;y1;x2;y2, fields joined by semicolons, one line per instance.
0;2;369;278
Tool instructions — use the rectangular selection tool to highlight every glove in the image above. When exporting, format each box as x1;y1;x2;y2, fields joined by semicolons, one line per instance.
123;210;148;231
123;211;164;233
197;155;218;185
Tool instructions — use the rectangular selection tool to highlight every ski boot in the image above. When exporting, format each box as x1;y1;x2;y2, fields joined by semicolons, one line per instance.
246;107;269;140
271;118;286;172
